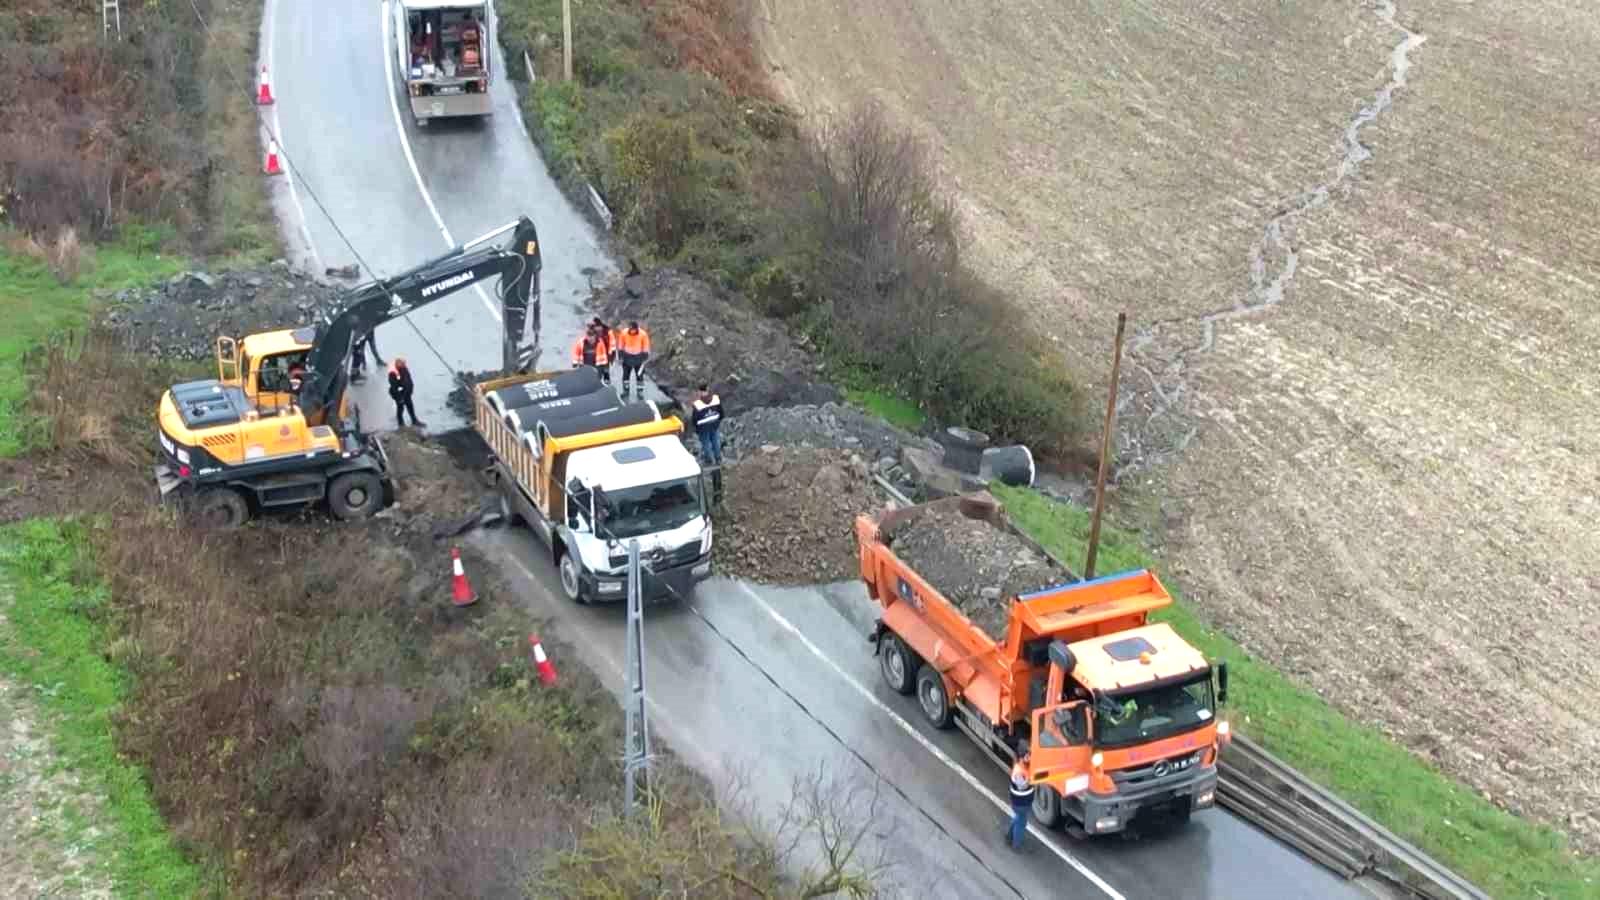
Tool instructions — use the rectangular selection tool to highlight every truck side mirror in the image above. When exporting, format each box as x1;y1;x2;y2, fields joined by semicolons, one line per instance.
1047;640;1076;674
1216;661;1230;705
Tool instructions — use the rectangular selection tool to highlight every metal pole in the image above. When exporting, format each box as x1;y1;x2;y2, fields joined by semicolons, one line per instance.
562;0;574;82
1083;312;1126;580
623;538;649;814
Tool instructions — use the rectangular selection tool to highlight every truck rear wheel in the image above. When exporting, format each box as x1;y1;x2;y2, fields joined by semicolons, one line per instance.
328;471;384;520
1032;784;1066;830
194;487;248;530
915;665;954;729
879;634;917;695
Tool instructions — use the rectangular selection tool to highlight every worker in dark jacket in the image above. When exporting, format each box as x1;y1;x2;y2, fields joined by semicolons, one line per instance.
387;357;424;428
590;317;615;384
691;383;723;465
570;326;610;381
350;330;384;383
1007;751;1035;851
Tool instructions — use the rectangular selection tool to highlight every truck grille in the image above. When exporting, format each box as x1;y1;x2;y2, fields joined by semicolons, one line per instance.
608;541;700;571
1110;750;1204;787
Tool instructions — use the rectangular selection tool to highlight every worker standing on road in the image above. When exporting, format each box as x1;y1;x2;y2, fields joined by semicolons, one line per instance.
388;357;425;429
1007;751;1034;851
350;330;384;383
591;317;615;385
617;320;651;398
571;326;610;382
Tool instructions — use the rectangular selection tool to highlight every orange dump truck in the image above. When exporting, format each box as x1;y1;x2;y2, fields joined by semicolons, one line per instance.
858;493;1232;836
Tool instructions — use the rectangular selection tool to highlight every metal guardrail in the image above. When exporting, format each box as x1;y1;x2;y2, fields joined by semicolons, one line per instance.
1218;736;1490;900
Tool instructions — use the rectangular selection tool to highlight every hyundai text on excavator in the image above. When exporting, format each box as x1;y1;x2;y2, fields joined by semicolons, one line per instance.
154;218;544;528
859;492;1233;837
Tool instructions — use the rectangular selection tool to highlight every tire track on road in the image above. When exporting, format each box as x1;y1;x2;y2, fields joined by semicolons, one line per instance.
1118;1;1427;477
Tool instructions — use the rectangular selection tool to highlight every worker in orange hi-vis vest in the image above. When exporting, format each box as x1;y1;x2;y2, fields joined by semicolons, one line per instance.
570;325;610;383
616;320;652;398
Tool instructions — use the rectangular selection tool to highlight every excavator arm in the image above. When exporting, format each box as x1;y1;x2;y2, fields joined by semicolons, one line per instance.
296;217;543;426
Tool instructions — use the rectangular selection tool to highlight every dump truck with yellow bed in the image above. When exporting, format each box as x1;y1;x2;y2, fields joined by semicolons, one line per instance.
475;369;713;605
858;492;1233;835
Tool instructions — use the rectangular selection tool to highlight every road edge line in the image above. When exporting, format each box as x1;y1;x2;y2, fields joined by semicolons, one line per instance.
732;582;1126;900
379;0;501;323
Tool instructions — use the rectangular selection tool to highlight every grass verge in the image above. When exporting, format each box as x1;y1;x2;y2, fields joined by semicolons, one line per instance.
991;484;1597;900
845;387;927;431
0;518;208;897
0;242;183;456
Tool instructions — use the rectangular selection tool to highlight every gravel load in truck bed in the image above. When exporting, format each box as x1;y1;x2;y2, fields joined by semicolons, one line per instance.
886;502;1068;641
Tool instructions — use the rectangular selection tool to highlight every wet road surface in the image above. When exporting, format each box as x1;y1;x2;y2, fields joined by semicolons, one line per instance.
263;2;1380;895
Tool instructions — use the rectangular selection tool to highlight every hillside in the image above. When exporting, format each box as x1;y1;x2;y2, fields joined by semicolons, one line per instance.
758;0;1600;855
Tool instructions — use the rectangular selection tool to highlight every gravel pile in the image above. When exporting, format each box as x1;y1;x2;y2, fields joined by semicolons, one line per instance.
722;402;933;463
712;446;886;585
98;263;345;361
886;502;1067;640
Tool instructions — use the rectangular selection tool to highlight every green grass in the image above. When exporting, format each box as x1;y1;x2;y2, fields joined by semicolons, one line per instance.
0;519;208;897
0;241;183;456
991;484;1598;899
845;387;927;431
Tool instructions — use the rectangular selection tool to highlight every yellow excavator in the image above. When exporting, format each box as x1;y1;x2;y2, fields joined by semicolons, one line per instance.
155;218;543;528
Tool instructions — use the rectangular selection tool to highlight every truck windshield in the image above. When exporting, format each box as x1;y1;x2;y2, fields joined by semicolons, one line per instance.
596;477;703;539
1093;672;1215;749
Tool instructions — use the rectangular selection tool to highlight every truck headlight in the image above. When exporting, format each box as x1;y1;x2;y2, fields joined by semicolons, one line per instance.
699;522;713;555
1090;752;1103;769
176;447;191;464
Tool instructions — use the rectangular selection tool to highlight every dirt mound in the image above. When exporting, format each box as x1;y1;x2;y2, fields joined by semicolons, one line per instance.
713;446;884;584
591;267;839;412
98;264;346;361
885;503;1066;640
721;402;932;464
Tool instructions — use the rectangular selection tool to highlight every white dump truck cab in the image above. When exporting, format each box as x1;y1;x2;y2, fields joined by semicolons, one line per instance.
557;434;713;604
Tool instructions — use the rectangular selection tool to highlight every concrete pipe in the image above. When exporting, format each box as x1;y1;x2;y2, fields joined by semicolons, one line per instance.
531;402;662;454
980;444;1035;488
939;426;991;475
484;368;604;419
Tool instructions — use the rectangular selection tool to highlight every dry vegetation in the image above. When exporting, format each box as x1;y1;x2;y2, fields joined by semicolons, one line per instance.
0;0;276;259
759;0;1600;862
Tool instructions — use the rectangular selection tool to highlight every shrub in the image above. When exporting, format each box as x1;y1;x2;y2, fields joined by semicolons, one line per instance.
603;114;704;256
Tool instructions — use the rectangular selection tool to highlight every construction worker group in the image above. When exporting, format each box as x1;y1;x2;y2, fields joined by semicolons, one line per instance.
571;317;651;398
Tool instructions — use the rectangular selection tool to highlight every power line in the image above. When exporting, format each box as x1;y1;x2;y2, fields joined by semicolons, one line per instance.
184;0;465;381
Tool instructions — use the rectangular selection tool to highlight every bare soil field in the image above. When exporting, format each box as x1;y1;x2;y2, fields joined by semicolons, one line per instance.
759;0;1600;854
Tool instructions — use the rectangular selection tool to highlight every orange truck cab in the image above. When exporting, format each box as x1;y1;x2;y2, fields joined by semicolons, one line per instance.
857;493;1233;836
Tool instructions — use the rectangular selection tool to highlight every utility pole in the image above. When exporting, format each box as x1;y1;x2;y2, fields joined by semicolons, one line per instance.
1083;312;1126;580
562;0;573;82
622;539;650;814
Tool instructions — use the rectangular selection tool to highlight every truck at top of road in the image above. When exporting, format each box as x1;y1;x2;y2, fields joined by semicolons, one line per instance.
476;370;713;605
859;493;1233;837
392;0;493;125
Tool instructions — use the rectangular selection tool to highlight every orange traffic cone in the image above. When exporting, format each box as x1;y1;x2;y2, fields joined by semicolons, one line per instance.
450;547;477;607
528;634;558;685
256;65;276;105
263;139;284;176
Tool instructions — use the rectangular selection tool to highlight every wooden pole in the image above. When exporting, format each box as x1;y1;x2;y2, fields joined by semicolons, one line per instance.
1083;312;1127;580
562;0;574;82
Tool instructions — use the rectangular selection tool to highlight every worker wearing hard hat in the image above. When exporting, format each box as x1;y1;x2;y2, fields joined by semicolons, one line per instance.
616;320;651;397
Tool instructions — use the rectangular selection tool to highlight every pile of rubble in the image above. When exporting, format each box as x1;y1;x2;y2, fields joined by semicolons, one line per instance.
591;267;839;412
712;446;887;585
98;263;345;360
885;502;1067;640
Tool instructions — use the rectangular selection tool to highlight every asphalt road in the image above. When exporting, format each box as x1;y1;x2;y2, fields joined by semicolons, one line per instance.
259;2;1379;897
263;0;612;430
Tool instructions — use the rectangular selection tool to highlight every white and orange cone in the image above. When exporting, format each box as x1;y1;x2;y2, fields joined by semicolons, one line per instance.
528;634;558;685
263;139;284;176
450;547;477;607
257;65;276;105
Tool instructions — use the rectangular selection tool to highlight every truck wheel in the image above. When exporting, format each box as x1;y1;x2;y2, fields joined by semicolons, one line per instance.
194;488;248;530
1032;784;1066;830
915;665;954;729
879;634;917;695
328;471;384;520
558;551;587;605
